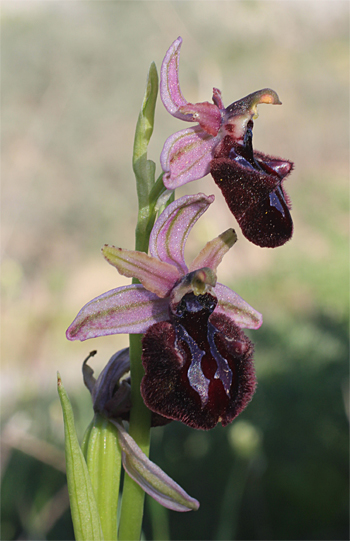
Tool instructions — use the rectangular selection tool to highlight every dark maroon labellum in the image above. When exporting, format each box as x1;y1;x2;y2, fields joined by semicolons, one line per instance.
210;125;293;248
141;291;256;430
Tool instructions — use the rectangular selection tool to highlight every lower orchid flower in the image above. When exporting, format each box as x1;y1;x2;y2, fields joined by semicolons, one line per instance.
141;270;257;430
67;193;262;430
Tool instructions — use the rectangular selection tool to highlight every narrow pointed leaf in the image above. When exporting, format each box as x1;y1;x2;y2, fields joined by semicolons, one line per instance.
57;374;103;541
214;283;263;329
102;245;180;298
112;420;199;512
189;228;237;273
66;285;169;341
149;193;215;274
133;62;158;207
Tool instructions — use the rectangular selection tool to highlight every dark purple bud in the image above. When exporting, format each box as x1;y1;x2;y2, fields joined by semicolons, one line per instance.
82;349;170;427
141;289;256;430
210;129;293;248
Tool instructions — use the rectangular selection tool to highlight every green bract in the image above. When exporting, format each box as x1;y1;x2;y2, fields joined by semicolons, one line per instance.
57;373;104;541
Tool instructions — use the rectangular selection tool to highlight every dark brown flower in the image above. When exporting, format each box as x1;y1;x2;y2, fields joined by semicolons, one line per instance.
210;125;293;248
141;278;256;431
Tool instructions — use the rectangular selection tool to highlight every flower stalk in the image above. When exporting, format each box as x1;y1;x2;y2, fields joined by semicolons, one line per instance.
132;62;167;254
118;61;160;541
62;34;290;541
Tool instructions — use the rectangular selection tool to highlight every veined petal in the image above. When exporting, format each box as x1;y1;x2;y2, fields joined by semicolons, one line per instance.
102;245;181;298
112;419;199;512
160;36;193;121
149;193;215;274
160;125;220;189
66;285;170;341
189;228;237;273
214;283;263;329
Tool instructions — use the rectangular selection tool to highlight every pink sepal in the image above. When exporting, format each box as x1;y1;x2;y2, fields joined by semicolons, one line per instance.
214;283;263;329
113;419;199;512
149;193;215;274
160;36;190;120
102;245;181;298
189;228;237;273
160;126;220;189
66;285;169;341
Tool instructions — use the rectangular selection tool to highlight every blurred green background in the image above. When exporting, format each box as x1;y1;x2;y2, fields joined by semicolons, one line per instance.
1;1;349;540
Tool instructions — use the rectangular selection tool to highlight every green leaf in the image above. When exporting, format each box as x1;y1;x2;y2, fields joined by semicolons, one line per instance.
57;373;104;541
133;62;159;212
82;414;122;541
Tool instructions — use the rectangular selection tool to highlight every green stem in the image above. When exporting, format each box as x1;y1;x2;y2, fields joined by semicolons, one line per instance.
147;497;170;541
118;62;160;541
135;173;166;253
118;334;151;541
119;175;165;539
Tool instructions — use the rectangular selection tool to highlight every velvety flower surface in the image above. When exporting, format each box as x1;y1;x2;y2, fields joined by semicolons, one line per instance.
210;132;293;248
141;280;256;430
66;193;262;342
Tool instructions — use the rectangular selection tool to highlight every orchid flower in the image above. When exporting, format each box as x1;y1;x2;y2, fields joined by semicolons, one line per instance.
160;37;294;248
67;193;262;429
66;193;261;341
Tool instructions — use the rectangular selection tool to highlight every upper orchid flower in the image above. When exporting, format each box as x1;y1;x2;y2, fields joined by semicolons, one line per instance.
67;193;262;429
160;37;294;248
160;36;281;190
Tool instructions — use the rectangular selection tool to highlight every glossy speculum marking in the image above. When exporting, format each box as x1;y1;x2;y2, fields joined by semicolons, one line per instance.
141;291;256;430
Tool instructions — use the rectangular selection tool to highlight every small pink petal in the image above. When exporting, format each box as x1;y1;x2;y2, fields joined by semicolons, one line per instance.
102;245;181;298
189;229;237;273
160;125;221;189
212;88;224;110
149;193;215;274
214;283;263;329
179;101;222;136
66;285;170;341
160;36;193;121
